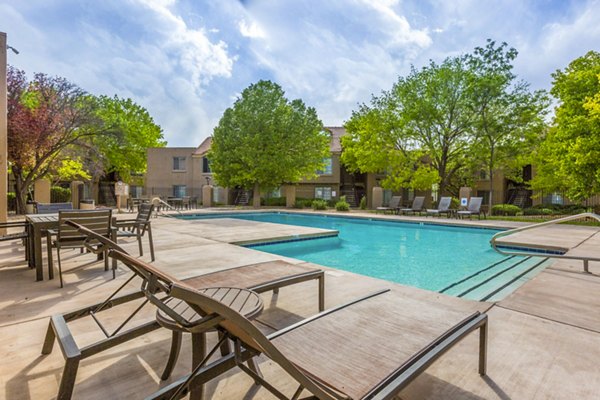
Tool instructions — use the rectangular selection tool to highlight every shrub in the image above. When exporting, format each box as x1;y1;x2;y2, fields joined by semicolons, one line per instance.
335;196;350;212
491;204;521;216
523;207;553;216
450;197;460;209
359;196;367;210
51;186;71;203
312;199;328;210
293;199;305;209
7;192;16;212
261;196;286;206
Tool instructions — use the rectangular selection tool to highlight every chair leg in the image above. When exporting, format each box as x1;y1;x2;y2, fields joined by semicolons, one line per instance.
161;331;183;380
218;331;231;356
46;235;54;280
56;356;81;400
190;332;206;400
57;248;64;288
137;229;144;257
104;250;109;272
147;224;155;262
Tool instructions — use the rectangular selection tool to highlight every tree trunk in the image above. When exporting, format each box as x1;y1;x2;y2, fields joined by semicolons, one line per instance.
252;183;261;208
488;167;494;211
12;169;27;215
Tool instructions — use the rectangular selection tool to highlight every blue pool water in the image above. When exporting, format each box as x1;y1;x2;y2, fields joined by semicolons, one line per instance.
181;212;514;293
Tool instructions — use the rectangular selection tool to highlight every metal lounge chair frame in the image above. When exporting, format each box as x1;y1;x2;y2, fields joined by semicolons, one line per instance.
376;196;402;214
457;197;486;220
138;259;489;400
0;221;30;261
42;221;325;400
399;196;425;215
425;196;452;217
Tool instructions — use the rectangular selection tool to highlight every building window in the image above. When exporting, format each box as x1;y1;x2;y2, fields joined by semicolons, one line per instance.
315;187;332;200
316;158;333;175
431;183;439;203
543;192;564;205
173;185;186;197
130;185;143;198
173;157;186;171
479;170;489;180
202;157;211;173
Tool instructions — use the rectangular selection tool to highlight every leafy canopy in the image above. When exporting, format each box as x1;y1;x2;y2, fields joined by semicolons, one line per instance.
208;80;330;190
530;51;600;201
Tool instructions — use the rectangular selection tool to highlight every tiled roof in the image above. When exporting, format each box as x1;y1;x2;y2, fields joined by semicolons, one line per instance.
192;126;346;155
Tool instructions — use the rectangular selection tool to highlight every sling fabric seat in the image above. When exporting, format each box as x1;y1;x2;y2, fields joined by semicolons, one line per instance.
376;196;401;214
133;253;488;400
399;196;425;215
457;197;486;219
42;222;325;400
36;202;73;214
425;196;452;217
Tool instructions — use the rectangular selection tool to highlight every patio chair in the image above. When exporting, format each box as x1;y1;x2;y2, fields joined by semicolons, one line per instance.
36;202;73;214
399;196;425;215
114;203;155;261
376;195;401;214
457;197;486;220
0;221;30;261
42;221;325;400
46;209;113;288
425;197;453;217
131;252;489;400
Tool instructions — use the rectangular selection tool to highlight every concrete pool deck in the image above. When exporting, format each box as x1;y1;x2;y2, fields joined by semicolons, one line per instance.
1;210;599;399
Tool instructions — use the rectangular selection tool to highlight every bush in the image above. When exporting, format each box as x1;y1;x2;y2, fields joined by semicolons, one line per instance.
450;197;460;209
261;196;286;206
51;186;71;203
326;198;337;207
294;198;313;209
7;192;16;212
491;204;521;216
532;203;586;214
335;196;350;212
312;199;328;210
359;196;367;210
523;207;553;216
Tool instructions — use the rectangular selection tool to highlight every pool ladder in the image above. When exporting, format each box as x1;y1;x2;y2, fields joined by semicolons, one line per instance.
490;212;600;273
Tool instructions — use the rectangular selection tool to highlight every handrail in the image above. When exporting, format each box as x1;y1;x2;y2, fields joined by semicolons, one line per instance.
151;197;183;217
490;212;600;273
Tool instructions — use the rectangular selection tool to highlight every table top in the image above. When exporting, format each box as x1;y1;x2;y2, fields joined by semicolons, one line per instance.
157;287;264;329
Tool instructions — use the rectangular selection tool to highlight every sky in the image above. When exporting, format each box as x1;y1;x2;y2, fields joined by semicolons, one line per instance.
1;0;599;147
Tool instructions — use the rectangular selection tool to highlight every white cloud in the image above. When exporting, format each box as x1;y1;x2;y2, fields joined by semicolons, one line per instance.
238;19;266;39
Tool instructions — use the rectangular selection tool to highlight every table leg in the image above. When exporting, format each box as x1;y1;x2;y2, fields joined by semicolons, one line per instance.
34;225;44;281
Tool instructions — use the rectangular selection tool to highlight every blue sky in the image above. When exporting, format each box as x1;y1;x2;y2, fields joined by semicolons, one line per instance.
1;0;599;146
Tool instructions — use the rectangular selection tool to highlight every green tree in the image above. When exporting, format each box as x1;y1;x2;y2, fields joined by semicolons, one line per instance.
208;80;330;202
89;95;166;180
468;40;549;208
342;55;477;195
530;51;600;201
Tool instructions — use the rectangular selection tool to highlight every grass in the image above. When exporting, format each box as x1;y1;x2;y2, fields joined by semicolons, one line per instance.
485;215;600;227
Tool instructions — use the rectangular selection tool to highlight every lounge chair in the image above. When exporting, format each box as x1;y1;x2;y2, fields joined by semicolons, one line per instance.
42;221;325;400
399;196;425;215
457;197;486;220
46;209;114;288
127;250;488;400
114;203;155;261
425;196;452;217
376;195;402;214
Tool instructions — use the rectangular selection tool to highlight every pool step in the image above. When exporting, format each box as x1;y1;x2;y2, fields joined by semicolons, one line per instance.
440;256;550;302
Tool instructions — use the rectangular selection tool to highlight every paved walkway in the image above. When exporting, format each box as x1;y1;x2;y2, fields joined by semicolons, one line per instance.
0;210;599;399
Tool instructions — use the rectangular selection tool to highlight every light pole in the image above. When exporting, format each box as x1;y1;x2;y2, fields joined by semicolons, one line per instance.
0;32;8;231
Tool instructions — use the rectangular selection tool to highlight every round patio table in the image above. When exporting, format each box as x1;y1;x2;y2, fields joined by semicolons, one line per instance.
156;287;263;389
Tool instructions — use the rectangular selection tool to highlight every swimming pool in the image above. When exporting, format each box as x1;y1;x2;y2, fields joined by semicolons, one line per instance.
180;212;549;300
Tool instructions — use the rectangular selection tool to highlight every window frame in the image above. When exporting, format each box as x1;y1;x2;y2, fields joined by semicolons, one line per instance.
172;156;187;172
